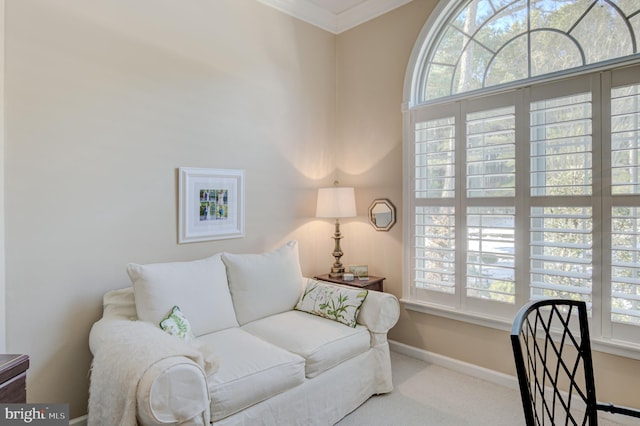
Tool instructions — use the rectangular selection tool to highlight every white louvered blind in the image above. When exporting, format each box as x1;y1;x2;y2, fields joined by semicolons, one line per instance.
415;117;455;199
465;106;516;303
611;83;640;325
529;207;593;303
413;114;457;298
467;207;515;303
530;94;593;197
611;207;640;325
529;93;594;305
466;107;516;198
612;84;640;195
415;206;456;294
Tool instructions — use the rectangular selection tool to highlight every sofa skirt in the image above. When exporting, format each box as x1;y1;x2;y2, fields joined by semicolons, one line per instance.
212;342;392;426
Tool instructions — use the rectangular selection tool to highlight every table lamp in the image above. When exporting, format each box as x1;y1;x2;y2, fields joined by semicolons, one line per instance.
316;184;356;277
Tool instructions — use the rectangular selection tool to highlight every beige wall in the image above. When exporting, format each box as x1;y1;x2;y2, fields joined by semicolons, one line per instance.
5;0;340;417
0;0;5;353
336;0;640;410
5;0;640;418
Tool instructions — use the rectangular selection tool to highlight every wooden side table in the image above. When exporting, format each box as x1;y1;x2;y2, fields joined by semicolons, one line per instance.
0;354;29;403
314;274;385;292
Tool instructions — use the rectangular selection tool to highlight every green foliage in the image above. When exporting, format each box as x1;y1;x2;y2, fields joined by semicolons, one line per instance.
423;0;639;101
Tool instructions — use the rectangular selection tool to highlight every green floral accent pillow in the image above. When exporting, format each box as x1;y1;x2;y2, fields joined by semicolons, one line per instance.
295;279;368;327
159;306;194;341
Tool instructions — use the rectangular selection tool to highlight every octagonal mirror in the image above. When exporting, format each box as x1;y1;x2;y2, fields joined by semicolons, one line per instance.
368;198;396;231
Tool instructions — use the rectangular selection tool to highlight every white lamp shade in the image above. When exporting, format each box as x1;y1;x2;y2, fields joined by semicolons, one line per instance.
316;187;356;218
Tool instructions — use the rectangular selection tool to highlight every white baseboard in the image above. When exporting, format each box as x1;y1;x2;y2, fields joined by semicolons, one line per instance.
389;339;519;390
389;340;639;426
70;414;87;426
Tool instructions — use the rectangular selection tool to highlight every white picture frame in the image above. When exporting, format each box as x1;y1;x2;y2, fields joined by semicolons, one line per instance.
178;167;245;243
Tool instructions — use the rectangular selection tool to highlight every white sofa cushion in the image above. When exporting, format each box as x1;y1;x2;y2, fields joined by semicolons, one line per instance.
128;254;238;337
222;241;304;325
197;328;305;421
242;310;370;378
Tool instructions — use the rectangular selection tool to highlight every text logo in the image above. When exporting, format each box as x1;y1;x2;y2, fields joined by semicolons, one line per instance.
0;404;68;425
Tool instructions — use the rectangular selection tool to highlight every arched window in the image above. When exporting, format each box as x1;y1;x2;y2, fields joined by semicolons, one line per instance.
410;0;640;104
403;0;640;354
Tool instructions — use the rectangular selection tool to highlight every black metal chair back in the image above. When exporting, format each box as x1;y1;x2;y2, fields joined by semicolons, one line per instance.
510;299;640;426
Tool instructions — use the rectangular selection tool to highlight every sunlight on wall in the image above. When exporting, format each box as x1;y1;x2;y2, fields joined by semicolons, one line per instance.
338;135;400;177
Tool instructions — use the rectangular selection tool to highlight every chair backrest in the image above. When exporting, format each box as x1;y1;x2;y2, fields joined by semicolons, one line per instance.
510;299;599;426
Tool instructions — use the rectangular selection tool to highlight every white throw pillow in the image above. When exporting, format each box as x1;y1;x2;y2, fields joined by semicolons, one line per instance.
295;279;368;327
128;253;239;336
222;241;304;325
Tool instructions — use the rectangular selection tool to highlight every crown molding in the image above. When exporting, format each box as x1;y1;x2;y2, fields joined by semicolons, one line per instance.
256;0;413;34
336;0;413;32
257;0;337;33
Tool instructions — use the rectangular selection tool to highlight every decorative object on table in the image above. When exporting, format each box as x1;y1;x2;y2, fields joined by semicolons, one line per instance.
342;273;354;281
368;198;396;231
316;182;356;277
178;167;244;243
348;264;368;278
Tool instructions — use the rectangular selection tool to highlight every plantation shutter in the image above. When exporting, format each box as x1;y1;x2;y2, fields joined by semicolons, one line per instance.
465;102;516;308
608;65;640;343
528;79;595;307
411;104;459;307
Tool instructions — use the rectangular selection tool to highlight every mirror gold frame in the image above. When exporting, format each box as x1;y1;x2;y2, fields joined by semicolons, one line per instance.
368;198;396;231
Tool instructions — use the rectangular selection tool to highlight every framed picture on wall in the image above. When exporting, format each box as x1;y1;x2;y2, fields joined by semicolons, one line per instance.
178;167;245;243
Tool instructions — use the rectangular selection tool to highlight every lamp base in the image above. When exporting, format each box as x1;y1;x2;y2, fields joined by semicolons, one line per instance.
329;268;344;278
328;219;346;278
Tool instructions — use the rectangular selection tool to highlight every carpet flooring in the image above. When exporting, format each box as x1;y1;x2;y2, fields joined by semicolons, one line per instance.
336;351;629;426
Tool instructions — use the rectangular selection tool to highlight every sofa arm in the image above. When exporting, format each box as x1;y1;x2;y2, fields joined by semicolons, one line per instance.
88;287;137;355
88;317;215;426
137;357;210;426
357;289;400;333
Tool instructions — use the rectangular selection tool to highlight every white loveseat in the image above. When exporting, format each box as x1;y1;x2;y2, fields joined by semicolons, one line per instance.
88;241;400;426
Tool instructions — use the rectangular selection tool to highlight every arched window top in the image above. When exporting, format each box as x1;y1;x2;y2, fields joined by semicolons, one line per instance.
409;0;640;105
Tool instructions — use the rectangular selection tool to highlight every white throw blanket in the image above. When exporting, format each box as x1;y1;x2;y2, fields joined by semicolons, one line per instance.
88;319;218;426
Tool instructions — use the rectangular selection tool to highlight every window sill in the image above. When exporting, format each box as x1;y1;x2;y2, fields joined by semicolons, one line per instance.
401;298;640;361
401;298;514;331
